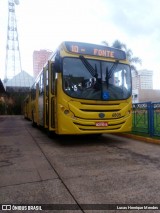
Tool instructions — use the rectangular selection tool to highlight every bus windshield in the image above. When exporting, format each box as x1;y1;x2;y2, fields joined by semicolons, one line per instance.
63;57;131;101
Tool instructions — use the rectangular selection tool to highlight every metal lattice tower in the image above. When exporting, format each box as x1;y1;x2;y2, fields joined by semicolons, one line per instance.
5;0;22;82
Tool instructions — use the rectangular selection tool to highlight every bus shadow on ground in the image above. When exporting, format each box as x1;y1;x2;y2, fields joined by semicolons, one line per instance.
48;133;126;147
33;125;127;147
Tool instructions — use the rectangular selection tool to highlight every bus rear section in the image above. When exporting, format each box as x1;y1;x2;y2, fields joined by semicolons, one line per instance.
23;94;32;120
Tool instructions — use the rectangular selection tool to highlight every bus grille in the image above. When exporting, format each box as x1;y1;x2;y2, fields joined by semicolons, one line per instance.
68;100;130;132
73;120;125;131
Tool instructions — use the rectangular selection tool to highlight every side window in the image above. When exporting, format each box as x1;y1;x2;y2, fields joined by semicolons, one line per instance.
37;77;40;95
46;69;49;97
51;69;54;94
41;73;44;93
51;64;57;94
39;74;44;95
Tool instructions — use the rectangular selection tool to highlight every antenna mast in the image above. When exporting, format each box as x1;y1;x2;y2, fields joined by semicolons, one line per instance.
5;0;22;82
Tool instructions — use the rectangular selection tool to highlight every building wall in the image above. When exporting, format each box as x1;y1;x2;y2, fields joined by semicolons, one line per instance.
33;50;53;78
139;70;153;89
132;69;154;103
0;79;5;95
139;89;160;102
132;69;153;90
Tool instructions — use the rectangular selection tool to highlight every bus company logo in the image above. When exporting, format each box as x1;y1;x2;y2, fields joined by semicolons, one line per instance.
2;205;11;210
99;113;105;118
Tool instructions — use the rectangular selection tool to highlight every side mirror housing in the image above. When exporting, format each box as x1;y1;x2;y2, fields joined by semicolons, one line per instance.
51;62;60;73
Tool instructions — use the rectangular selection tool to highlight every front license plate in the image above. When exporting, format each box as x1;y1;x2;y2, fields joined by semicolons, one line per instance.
96;122;108;127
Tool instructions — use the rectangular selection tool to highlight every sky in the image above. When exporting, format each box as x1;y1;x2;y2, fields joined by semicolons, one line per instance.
0;0;160;88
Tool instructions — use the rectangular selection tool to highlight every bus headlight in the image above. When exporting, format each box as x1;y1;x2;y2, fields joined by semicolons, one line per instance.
64;109;70;115
60;105;74;117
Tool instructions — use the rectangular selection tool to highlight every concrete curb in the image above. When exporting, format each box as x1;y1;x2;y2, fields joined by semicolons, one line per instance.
113;133;160;145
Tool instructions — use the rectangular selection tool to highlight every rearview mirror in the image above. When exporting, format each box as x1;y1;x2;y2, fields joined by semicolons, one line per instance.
51;62;60;73
51;54;62;73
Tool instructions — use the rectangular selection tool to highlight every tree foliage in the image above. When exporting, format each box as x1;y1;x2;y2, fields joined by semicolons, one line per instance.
102;40;141;74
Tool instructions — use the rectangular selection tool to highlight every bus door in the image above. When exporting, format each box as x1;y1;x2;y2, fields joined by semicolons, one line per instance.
48;61;56;132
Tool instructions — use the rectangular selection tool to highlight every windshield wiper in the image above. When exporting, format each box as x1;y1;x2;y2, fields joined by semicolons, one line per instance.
79;55;96;77
108;61;119;78
105;61;119;88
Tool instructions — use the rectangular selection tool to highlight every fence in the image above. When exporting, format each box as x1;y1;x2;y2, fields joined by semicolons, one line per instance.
132;102;160;137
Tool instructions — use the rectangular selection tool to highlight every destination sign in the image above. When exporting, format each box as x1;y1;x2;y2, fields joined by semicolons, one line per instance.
65;41;126;60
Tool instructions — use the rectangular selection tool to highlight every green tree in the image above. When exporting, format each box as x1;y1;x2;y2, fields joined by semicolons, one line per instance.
102;40;141;74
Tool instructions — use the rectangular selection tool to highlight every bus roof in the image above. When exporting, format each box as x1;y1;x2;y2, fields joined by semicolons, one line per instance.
63;41;126;60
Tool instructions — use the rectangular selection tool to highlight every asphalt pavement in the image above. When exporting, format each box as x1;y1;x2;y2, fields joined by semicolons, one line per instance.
0;116;83;213
1;116;160;213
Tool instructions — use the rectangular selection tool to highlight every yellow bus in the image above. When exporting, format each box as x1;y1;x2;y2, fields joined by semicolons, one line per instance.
28;41;132;135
